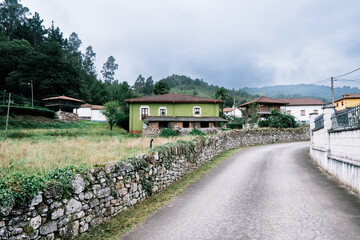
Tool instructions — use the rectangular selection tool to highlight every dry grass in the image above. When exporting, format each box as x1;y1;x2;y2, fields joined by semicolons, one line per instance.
0;134;194;173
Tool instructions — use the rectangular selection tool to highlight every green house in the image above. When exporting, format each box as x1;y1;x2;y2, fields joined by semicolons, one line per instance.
125;93;227;134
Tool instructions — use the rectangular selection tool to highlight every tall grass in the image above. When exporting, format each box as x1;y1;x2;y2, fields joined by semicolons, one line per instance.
0;134;194;173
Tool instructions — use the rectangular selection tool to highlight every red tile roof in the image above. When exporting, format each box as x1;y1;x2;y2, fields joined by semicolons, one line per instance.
277;98;324;106
223;108;233;112
42;96;84;103
125;93;222;104
238;96;287;107
335;94;360;102
91;105;104;110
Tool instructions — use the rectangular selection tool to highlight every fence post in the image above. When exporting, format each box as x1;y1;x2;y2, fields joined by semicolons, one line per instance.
322;106;335;154
309;112;318;147
5;93;11;140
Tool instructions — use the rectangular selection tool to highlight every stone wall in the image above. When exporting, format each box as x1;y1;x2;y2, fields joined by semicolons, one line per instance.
56;111;78;122
0;128;309;240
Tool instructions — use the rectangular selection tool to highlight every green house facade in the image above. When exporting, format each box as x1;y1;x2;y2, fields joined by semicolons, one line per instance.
125;93;226;134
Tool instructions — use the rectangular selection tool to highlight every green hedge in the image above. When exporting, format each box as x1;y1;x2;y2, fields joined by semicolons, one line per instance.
0;105;55;118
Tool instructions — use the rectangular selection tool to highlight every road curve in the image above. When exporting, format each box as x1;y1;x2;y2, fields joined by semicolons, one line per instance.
121;142;360;240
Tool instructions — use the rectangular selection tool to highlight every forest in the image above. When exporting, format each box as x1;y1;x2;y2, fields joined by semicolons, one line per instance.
0;0;257;109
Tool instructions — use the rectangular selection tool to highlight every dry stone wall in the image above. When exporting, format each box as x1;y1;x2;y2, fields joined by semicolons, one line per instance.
0;128;309;240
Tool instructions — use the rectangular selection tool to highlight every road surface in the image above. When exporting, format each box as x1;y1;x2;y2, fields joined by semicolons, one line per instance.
121;142;360;240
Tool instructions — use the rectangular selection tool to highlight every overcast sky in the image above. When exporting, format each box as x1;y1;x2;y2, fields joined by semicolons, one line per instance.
21;0;360;88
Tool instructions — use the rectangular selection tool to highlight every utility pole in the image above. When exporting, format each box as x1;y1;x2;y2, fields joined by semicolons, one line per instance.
331;77;335;107
5;93;11;140
31;80;34;108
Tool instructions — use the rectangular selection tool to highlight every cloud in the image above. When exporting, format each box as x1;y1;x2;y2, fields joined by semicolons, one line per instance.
21;0;360;88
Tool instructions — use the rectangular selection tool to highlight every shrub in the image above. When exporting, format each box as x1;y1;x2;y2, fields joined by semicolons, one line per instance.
259;109;299;128
159;128;180;137
189;128;206;136
225;115;245;129
0;105;55;118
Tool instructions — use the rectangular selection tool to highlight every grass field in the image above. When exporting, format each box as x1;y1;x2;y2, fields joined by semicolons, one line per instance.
0;121;193;174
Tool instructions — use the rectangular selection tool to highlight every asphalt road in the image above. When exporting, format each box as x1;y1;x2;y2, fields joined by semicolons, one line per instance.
121;142;360;240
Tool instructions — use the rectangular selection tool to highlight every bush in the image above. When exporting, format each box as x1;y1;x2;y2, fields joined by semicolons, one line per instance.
116;114;129;132
0;105;55;118
159;128;180;137
189;128;206;136
225;115;245;129
259;109;299;128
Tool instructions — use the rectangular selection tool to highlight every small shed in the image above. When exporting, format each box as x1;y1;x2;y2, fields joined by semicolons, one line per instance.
42;96;84;112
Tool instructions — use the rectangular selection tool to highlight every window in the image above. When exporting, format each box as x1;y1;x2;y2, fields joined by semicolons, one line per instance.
342;101;344;106
314;110;318;114
140;106;149;120
183;121;190;128
159;122;168;128
336;103;338;107
158;107;167;116
301;110;305;116
193;106;201;116
286;110;291;115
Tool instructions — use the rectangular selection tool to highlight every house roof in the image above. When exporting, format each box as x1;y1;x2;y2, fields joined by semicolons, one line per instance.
125;93;222;104
223;108;234;112
335;94;360;102
144;116;227;122
277;98;325;106
238;96;287;107
42;96;84;103
91;105;104;110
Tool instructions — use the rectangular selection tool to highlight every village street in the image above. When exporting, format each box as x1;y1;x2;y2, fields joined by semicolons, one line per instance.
121;142;360;240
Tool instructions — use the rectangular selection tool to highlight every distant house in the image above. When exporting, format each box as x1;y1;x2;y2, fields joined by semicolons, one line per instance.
125;93;227;134
42;95;84;122
74;104;107;122
278;98;324;124
238;96;288;118
223;107;242;117
334;94;360;111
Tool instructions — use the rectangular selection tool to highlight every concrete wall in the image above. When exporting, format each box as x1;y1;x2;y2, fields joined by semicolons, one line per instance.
0;128;309;240
310;107;360;193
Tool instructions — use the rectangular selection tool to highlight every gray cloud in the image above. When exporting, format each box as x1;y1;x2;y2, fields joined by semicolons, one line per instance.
22;0;360;88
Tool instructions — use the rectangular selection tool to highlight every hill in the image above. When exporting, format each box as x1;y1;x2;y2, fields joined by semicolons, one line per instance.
242;84;360;103
160;74;257;107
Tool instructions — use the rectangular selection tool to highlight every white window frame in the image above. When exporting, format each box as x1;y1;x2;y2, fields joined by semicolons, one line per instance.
301;110;305;116
140;105;150;121
158;107;167;116
193;106;201;116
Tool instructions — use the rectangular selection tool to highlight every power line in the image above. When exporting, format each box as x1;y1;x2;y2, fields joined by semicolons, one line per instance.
334;67;360;78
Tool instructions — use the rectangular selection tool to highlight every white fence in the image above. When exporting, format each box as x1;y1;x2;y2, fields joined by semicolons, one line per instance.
310;106;360;192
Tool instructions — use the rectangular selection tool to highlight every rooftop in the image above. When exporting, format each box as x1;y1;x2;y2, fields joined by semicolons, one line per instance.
335;94;360;102
125;93;222;104
42;96;84;103
277;98;325;106
238;96;287;107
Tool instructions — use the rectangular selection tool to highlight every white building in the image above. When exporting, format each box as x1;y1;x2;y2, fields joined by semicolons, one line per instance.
74;104;107;122
223;107;242;117
279;98;324;124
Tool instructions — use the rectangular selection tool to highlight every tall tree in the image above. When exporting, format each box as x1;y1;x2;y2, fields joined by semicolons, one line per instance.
133;74;145;94
101;56;118;83
153;80;170;95
82;46;96;76
144;76;154;95
47;21;65;46
103;101;120;130
214;87;230;117
66;32;82;61
0;0;29;40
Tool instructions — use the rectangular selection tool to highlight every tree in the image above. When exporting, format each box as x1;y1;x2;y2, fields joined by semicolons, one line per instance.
82;46;96;76
133;75;145;94
153;80;170;95
46;21;65;46
0;0;29;40
214;87;230;117
101;56;118;83
144;76;154;95
66;32;82;61
103;101;120;130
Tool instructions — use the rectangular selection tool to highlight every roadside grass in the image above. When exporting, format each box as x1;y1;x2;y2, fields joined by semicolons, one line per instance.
78;147;242;240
